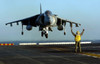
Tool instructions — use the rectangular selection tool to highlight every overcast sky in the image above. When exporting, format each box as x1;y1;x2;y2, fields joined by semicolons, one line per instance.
0;0;100;41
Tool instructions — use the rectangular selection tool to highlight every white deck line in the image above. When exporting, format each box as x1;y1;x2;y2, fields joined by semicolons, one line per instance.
39;42;91;45
81;42;91;44
19;43;37;45
19;42;91;45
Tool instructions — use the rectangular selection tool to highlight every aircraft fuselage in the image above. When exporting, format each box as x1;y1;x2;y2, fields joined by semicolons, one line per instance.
36;10;57;27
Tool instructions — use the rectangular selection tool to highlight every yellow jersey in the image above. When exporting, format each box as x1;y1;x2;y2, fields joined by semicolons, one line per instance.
75;35;81;42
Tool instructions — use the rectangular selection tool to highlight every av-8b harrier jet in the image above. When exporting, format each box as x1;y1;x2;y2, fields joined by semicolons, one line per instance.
5;4;81;38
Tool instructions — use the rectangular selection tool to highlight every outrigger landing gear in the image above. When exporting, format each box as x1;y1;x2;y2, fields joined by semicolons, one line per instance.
64;32;66;35
63;22;66;35
21;23;24;35
21;32;24;35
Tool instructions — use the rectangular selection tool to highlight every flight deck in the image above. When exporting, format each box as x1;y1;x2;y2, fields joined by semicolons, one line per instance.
0;43;100;64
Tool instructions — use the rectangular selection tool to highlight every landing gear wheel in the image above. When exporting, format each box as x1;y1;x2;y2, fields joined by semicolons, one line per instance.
45;34;48;38
21;32;24;35
64;32;66;35
41;32;44;37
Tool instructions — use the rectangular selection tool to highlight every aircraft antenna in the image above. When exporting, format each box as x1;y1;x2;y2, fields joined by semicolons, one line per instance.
40;3;42;14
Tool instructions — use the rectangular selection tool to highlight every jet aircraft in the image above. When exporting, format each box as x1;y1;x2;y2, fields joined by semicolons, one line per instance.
5;4;81;38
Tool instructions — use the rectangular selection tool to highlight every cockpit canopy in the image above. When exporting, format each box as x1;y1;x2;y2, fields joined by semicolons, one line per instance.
45;10;52;16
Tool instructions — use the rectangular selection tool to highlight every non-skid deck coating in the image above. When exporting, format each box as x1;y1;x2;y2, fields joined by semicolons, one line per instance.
0;44;100;64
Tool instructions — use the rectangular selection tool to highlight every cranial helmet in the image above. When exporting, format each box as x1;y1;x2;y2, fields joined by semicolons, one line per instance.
76;31;80;35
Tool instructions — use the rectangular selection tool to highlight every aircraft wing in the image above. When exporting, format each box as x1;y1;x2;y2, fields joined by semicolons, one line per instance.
57;17;81;27
5;14;40;27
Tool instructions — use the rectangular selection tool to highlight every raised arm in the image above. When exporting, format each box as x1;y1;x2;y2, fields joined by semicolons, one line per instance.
71;27;76;36
80;29;85;36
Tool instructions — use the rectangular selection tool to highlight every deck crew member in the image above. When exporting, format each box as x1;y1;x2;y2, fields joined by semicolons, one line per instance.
71;27;85;53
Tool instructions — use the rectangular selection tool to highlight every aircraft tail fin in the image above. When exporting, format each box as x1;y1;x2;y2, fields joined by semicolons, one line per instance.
40;3;42;14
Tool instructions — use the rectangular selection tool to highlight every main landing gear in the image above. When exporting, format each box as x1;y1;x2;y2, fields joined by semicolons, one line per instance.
41;31;48;38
